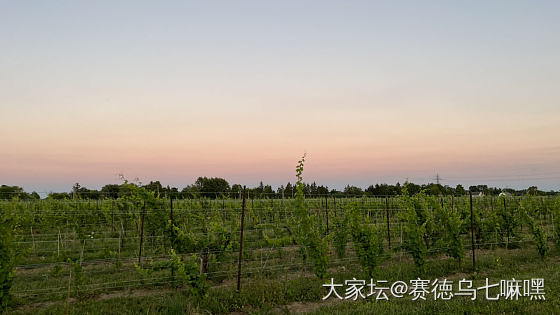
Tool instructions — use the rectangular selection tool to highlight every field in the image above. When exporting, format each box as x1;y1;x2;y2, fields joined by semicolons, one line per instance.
2;193;560;314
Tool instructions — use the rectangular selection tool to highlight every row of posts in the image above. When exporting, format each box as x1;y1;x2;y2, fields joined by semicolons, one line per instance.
133;191;488;291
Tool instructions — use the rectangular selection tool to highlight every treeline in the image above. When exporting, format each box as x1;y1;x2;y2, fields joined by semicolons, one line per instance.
1;179;557;200
0;185;41;200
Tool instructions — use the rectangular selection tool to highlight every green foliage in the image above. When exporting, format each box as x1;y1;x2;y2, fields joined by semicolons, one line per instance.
134;262;153;278
420;197;439;250
67;258;84;297
422;196;464;262
50;264;64;277
400;195;427;274
441;208;465;262
331;213;349;259
523;212;548;259
555;209;560;249
194;177;230;198
0;185;40;200
5;186;560;312
262;232;292;247
172;214;233;275
348;207;384;277
134;249;208;302
292;154;329;279
171;249;208;302
497;196;520;248
479;207;502;248
0;204;18;312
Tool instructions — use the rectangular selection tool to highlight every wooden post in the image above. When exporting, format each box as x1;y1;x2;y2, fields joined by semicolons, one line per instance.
118;229;122;257
170;198;175;242
65;264;72;315
386;196;391;249
469;192;476;271
111;200;115;232
333;196;337;217
451;195;454;212
170;197;175;285
237;186;247;292
120;221;125;248
80;240;85;266
503;198;509;248
552;212;555;236
511;197;515;232
400;221;403;254
138;201;146;266
324;195;329;234
520;197;525;233
30;226;35;253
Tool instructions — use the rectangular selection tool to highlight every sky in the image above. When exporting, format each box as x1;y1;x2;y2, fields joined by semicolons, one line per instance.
1;1;560;193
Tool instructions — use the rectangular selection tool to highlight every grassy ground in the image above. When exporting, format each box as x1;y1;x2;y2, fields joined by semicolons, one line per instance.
9;244;559;314
309;250;560;314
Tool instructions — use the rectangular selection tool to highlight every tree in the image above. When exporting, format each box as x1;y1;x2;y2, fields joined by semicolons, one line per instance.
0;185;25;200
526;186;540;196
143;181;164;196
231;184;243;198
402;182;421;196
317;185;329;196
424;183;444;196
263;184;274;197
285;182;294;198
469;185;489;195
72;183;101;199
180;185;200;199
455;184;465;196
344;185;363;197
365;183;402;196
0;185;39;200
194;177;230;198
101;184;120;199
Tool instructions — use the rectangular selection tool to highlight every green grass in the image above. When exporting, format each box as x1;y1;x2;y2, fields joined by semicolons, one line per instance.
9;244;560;314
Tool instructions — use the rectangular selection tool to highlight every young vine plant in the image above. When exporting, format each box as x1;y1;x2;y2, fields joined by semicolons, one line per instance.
292;154;329;279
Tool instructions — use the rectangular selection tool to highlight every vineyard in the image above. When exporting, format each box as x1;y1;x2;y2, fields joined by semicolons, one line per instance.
1;185;560;313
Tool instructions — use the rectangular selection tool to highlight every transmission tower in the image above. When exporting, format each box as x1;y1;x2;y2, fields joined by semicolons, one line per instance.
433;173;444;185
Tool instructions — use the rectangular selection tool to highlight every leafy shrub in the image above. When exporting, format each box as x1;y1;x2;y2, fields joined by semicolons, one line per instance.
331;213;349;259
291;154;329;278
0;204;18;312
171;249;208;301
400;194;427;274
524;212;548;259
441;208;465;263
349;207;384;277
172;215;233;275
135;249;208;302
555;210;560;249
497;196;520;248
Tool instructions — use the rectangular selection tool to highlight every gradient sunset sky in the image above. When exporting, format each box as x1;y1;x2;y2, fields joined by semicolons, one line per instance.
1;1;559;193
